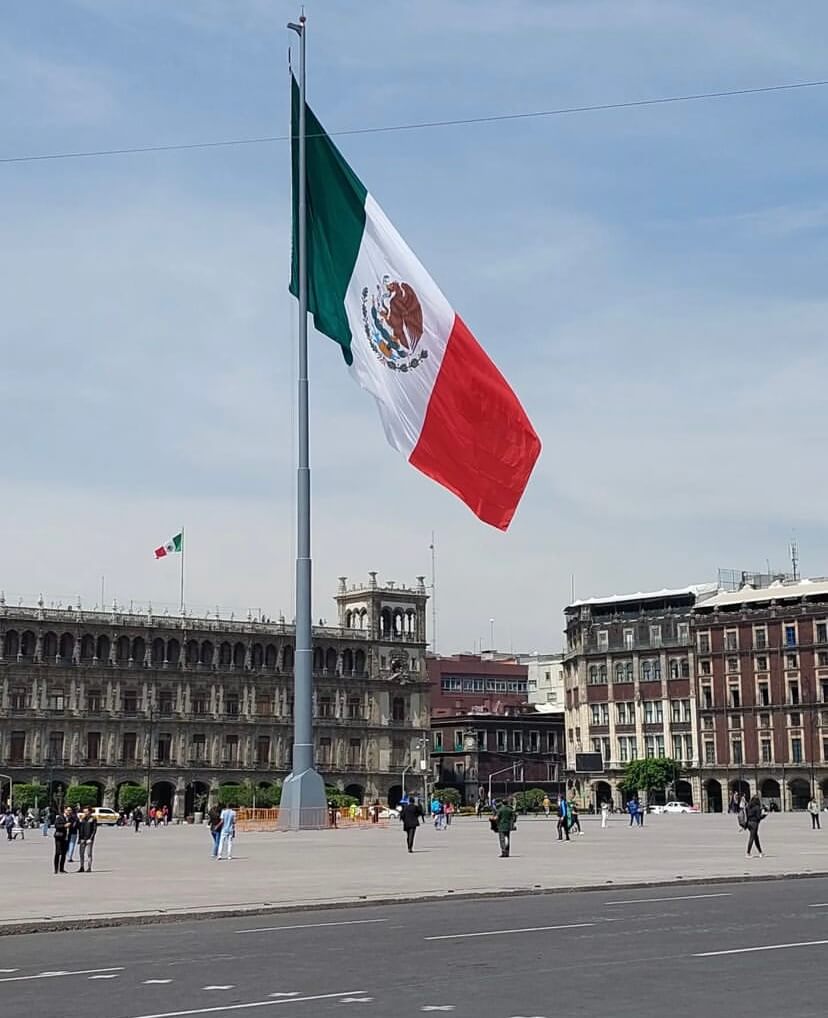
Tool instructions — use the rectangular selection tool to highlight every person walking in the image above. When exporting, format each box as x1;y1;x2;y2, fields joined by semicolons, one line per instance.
208;804;223;858
445;801;454;827
431;796;442;830
808;796;821;830
400;796;423;853
217;804;236;861
66;806;80;863
3;809;14;841
745;794;765;858
570;802;582;836
627;797;637;826
542;795;551;818
601;801;609;829
53;809;69;874
77;807;97;873
557;796;570;841
496;798;515;857
132;807;143;833
40;808;50;837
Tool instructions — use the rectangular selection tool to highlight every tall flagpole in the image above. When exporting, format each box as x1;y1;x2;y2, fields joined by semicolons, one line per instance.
180;525;185;614
279;12;327;830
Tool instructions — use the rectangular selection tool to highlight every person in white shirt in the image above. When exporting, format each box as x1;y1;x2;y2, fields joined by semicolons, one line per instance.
601;801;609;829
217;805;236;860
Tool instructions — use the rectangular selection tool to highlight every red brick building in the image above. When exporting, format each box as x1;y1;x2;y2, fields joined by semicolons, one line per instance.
693;579;828;812
427;654;528;718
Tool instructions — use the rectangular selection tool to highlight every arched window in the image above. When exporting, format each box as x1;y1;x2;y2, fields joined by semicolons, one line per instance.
652;660;661;681
43;632;58;659
116;635;130;663
625;662;634;681
313;647;324;671
599;664;607;682
354;648;366;675
359;610;367;630
3;629;19;657
219;642;232;667
392;697;405;722
342;647;354;673
589;665;598;684
167;638;180;666
681;659;690;678
265;644;277;668
151;638;165;665
233;642;245;668
96;635;110;661
20;631;36;658
132;637;145;664
669;660;679;680
615;663;624;683
80;634;95;661
345;610;353;628
186;640;199;666
282;644;294;670
200;641;213;666
642;661;652;681
325;648;337;674
252;643;264;668
380;609;391;636
393;611;403;636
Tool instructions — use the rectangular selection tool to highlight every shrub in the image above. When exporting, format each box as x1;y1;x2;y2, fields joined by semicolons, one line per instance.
118;784;147;813
254;784;281;808
514;788;548;813
11;783;48;810
325;786;359;809
216;784;252;807
433;787;461;807
65;784;101;807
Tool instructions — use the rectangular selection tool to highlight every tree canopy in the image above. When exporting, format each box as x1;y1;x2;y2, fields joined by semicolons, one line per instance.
620;757;679;795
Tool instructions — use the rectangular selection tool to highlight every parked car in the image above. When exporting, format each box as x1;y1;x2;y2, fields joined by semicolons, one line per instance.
90;807;120;826
650;801;697;814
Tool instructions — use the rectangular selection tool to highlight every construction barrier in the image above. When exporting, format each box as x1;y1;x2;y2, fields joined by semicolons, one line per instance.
235;806;392;831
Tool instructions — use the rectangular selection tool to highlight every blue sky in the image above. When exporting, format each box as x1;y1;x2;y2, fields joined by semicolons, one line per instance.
2;1;827;652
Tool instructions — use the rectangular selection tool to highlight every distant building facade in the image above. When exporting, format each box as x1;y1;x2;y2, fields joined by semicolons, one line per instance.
523;653;565;710
431;709;565;804
0;574;429;815
427;654;528;718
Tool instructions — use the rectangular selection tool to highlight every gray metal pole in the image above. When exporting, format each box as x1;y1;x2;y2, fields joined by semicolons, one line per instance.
279;13;327;830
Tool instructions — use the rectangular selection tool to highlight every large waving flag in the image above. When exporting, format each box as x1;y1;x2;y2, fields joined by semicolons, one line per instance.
289;79;540;530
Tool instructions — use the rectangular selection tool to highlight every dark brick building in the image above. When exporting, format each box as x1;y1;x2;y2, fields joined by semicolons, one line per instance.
428;654;528;718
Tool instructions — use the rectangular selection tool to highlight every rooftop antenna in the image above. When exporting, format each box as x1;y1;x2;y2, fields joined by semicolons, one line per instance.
789;536;799;582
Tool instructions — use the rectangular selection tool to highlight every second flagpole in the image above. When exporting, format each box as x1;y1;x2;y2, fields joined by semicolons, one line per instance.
180;525;185;615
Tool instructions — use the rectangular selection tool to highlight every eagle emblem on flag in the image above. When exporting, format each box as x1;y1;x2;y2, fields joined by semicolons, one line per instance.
361;276;428;372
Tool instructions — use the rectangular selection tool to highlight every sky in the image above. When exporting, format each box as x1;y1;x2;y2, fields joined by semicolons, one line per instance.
2;1;828;654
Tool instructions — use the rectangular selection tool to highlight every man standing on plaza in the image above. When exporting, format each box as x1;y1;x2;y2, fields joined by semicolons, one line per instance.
77;806;97;873
400;796;424;853
808;795;821;830
217;803;236;861
557;795;570;841
496;798;515;857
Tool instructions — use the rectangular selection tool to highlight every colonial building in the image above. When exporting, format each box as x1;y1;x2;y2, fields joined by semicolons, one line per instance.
693;578;828;813
563;585;716;810
428;654;528;718
0;574;429;816
431;708;565;804
522;653;565;710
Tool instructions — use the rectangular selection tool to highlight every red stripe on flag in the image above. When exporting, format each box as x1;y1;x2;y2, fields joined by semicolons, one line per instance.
409;314;541;530
154;546;167;559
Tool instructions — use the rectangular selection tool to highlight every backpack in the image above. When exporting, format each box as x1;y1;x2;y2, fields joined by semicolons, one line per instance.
737;807;747;829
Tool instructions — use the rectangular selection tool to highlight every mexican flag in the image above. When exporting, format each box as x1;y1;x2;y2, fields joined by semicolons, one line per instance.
290;79;541;530
154;532;182;559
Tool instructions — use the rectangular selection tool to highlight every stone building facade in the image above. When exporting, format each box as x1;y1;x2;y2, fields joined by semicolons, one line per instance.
563;585;716;810
693;578;828;813
0;574;429;816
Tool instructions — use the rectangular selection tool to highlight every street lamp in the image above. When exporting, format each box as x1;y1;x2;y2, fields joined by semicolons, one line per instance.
145;707;157;812
489;618;495;653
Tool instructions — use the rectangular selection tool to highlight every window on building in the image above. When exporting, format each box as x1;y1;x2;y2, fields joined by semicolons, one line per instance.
256;736;270;766
348;697;361;720
650;626;662;647
702;684;713;708
588;665;598;684
669;660;680;680
823;737;828;762
85;731;101;762
642;660;652;682
86;689;102;712
700;660;712;676
432;731;443;752
48;688;65;711
48;731;65;762
318;695;332;718
677;623;689;643
786;653;798;670
10;687;28;710
223;735;238;764
645;735;657;758
788;681;800;705
615;663;625;683
725;630;738;652
317;737;331;764
123;690;138;713
672;735;684;760
784;624;797;647
623;629;635;650
347;738;361;764
704;740;715;764
496;730;507;752
158;691;173;715
726;657;739;675
392;697;405;722
618;736;637;762
760;738;772;763
698;632;711;654
643;700;663;724
529;730;540;753
597;630;608;652
599;664;607;682
791;736;803;763
156;733;172;763
225;695;239;716
122;732;137;762
819;653;828;668
193;694;207;716
754;627;767;650
816;622;827;643
191;735;206;762
702;715;714;730
758;681;770;706
756;655;768;672
512;730;524;752
821;678;828;702
729;686;741;708
9;731;25;763
731;739;743;764
591;704;601;725
625;662;634;681
729;714;742;730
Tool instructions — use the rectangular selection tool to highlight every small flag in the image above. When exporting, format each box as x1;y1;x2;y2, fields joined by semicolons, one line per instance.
154;532;182;559
290;78;540;531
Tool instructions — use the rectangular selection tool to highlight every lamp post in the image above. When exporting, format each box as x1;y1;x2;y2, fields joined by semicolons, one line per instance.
488;762;518;806
489;618;495;653
145;707;157;813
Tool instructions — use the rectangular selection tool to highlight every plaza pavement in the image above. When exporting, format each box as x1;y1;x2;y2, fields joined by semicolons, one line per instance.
1;812;825;932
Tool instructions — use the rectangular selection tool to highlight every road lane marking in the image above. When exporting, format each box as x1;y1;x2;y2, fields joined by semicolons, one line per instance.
0;970;18;974
89;974;121;980
267;995;299;999
339;998;373;1004
204;986;235;991
421;1008;455;1012
808;903;828;908
425;923;594;941
694;940;828;957
145;980;174;985
126;990;369;1017
0;967;124;984
236;919;388;935
605;893;732;906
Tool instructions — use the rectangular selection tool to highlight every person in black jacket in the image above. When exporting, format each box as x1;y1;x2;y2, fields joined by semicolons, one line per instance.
745;795;764;858
399;797;424;853
77;808;98;873
53;809;69;874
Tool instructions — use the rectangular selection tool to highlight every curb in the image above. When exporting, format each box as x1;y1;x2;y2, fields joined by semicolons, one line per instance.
3;868;827;936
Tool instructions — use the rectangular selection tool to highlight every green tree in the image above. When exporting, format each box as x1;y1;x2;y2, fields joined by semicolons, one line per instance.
11;783;48;810
65;784;101;807
325;786;359;809
216;784;253;807
514;788;547;813
254;783;281;808
433;787;461;807
619;757;678;799
118;784;147;813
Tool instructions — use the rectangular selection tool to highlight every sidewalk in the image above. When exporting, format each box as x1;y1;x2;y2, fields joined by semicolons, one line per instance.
1;813;825;933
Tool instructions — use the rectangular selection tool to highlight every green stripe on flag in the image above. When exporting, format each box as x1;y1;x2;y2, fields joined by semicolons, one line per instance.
289;75;367;366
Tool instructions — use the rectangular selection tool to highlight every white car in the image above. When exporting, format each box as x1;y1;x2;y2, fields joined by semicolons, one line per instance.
652;801;696;814
90;807;120;826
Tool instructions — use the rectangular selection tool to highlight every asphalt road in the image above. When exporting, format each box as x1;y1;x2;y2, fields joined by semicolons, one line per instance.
2;877;827;1018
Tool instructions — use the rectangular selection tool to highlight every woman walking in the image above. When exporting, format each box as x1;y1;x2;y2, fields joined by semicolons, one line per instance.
745;795;764;858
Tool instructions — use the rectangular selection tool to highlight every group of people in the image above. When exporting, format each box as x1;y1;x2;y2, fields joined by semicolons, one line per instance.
51;805;97;873
430;796;455;829
207;804;237;860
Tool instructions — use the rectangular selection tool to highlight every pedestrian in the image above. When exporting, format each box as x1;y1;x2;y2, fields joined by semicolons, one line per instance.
77;806;97;873
808;796;821;831
40;809;50;837
3;810;14;841
132;807;143;833
601;801;609;829
627;797;637;826
496;798;516;857
66;806;80;862
557;796;570;841
328;800;338;828
570;802;582;836
431;796;442;830
745;794;765;858
400;796;423;853
371;799;380;824
208;804;223;858
636;801;645;827
217;803;236;860
53;809;69;874
542;795;551;818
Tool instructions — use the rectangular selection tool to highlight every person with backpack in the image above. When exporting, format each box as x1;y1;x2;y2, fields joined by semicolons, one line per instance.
745;795;765;858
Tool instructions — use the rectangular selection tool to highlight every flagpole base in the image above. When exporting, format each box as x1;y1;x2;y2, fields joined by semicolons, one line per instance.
276;767;328;830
